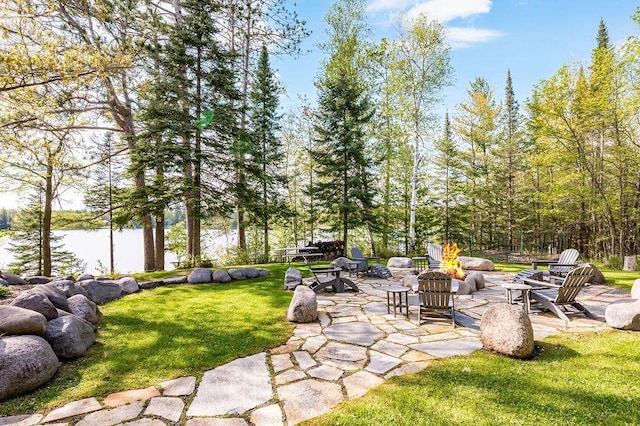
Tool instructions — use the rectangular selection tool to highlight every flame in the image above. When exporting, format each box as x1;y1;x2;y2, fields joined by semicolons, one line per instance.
440;241;465;279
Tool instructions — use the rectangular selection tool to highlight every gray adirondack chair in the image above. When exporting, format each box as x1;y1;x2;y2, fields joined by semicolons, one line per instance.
531;248;580;278
525;265;595;321
417;271;455;327
427;243;443;270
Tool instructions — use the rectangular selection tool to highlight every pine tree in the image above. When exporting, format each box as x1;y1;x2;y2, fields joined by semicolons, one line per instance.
247;45;287;262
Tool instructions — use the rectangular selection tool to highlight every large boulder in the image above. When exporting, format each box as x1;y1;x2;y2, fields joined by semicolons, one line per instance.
44;315;96;359
163;275;188;285
228;268;247;280
45;280;77;297
454;278;473;295
117;276;139;294
10;291;58;320
605;299;640;331
578;263;605;285
0;271;27;285
0;277;8;286
632;279;640;300
211;269;232;283
284;267;302;291
255;268;270;277
287;286;318;323
466;272;486;290
402;274;418;292
0;335;59;401
0;305;47;336
330;257;352;270
79;280;123;305
25;276;52;285
241;267;260;279
481;304;534;359
77;273;95;282
52;275;75;282
187;268;212;284
459;256;495;271
462;274;478;293
387;257;414;268
30;285;70;312
67;294;99;325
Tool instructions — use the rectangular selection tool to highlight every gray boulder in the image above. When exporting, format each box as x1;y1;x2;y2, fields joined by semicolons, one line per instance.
0;305;47;336
67;294;99;325
242;267;260;279
163;276;188;285
605;299;640;331
287;285;318;323
256;268;270;277
44;315;96;359
45;280;76;297
187;268;212;284
481;304;534;359
455;278;473;295
211;269;232;283
10;291;58;320
77;273;95;282
387;257;414;268
632;278;640;300
459;256;495;271
578;263;605;285
52;275;75;282
0;335;59;401
402;274;418;292
467;272;486;290
0;271;27;285
330;257;352;269
228;268;246;280
79;280;123;305
30;285;69;312
117;276;139;294
284;267;302;291
0;278;8;286
25;276;51;285
462;274;478;293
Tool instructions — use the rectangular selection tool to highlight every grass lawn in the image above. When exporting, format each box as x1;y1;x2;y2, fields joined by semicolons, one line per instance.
304;330;640;426
0;264;294;416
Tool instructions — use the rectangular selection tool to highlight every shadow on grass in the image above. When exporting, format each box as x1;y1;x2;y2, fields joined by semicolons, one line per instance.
0;269;295;416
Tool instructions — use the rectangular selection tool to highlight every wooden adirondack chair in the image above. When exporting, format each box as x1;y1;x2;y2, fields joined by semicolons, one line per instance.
427;243;443;271
524;265;595;321
417;271;455;327
531;248;580;278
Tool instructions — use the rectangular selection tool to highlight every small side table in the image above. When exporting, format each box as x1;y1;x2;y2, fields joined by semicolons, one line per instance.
379;285;410;318
502;283;532;314
344;260;360;278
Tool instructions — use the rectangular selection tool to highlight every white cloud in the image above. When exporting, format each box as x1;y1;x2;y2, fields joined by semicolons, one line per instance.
367;0;415;13
405;0;492;23
446;26;504;48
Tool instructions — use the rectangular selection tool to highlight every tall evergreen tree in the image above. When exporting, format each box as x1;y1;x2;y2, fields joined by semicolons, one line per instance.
247;44;286;262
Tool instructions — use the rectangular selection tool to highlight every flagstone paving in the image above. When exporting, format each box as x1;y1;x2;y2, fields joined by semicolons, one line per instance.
1;270;628;426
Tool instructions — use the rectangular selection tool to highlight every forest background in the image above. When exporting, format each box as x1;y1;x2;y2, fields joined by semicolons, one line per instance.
2;0;640;276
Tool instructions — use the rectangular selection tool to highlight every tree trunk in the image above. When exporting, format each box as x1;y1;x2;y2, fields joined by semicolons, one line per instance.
155;213;165;271
43;169;53;277
409;134;420;254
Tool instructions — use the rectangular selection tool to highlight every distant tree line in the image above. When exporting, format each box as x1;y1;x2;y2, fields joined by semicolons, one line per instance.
2;0;640;274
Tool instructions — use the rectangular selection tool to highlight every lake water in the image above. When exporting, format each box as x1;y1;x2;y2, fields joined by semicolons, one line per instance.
0;228;236;275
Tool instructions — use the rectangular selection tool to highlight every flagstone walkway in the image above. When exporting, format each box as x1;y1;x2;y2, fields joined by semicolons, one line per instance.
1;271;628;426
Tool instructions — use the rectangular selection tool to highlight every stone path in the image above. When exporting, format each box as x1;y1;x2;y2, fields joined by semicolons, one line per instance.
1;271;627;426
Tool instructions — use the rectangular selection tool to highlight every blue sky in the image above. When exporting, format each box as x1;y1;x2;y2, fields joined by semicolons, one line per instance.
275;0;640;112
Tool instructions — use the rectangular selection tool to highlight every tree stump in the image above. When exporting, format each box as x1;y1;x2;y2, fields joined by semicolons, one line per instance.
623;255;637;271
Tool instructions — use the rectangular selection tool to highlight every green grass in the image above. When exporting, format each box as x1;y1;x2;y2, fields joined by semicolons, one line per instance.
0;264;294;416
304;330;640;426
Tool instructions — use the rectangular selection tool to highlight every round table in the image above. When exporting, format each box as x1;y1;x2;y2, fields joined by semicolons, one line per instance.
379;285;410;318
502;283;532;314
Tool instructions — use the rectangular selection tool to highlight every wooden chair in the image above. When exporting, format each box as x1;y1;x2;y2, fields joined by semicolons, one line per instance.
524;265;595;321
417;271;455;327
531;248;579;278
427;243;443;271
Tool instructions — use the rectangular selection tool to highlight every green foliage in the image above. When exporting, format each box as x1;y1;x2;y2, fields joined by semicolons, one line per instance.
51;211;104;230
166;221;188;262
0;286;11;298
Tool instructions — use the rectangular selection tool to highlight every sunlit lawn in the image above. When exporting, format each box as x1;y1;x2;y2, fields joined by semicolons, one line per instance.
0;264;294;416
304;330;640;425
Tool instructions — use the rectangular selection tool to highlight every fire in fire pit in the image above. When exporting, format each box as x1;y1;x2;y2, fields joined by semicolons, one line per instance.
440;242;465;279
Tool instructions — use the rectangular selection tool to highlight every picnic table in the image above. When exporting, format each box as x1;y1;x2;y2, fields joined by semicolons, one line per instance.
279;247;323;265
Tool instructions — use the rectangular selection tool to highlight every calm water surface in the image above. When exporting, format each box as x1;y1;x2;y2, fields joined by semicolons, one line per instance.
0;228;236;274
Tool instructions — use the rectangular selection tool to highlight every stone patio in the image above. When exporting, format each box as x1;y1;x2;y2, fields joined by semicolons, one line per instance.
0;271;627;426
